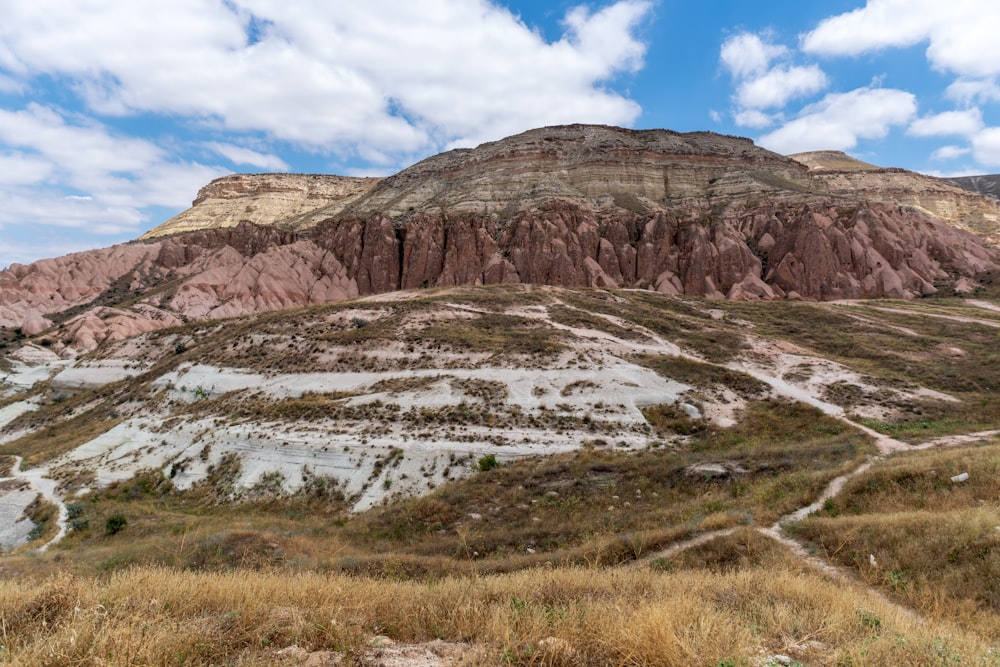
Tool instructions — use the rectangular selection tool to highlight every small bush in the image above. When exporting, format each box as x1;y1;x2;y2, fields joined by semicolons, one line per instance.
105;513;127;536
478;454;499;472
65;502;87;520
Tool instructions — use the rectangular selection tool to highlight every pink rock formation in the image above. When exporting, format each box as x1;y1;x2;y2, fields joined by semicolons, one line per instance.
0;125;997;354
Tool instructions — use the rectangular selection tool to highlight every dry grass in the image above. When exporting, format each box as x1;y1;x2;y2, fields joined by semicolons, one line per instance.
0;414;122;468
353;400;870;565
0;454;16;477
636;354;770;398
792;438;1000;637
0;565;994;666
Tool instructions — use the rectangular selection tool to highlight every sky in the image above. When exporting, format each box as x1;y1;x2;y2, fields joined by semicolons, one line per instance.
2;0;1000;268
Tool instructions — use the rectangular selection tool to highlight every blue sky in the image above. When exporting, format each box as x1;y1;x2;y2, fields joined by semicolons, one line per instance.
2;0;1000;267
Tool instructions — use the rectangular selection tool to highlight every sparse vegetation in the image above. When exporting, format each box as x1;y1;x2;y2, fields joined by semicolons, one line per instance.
637;354;769;398
104;512;128;535
792;438;1000;636
477;453;498;472
2;284;999;663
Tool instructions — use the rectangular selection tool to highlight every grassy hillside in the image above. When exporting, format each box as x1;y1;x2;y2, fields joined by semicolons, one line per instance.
2;285;1000;664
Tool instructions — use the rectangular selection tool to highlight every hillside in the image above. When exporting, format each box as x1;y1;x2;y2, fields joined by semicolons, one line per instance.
1;284;999;663
949;173;1000;200
140;173;382;239
789;150;1000;245
3;124;1000;664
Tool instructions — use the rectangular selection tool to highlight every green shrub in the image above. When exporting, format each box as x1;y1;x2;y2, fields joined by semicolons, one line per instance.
477;454;499;472
105;513;128;536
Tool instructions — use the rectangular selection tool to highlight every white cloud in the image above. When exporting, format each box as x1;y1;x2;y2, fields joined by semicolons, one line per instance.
758;87;918;154
207;143;289;171
736;65;827;109
932;145;971;160
923;167;985;178
720;33;786;79
720;31;829;127
734;109;776;129
0;0;652;157
946;79;1000;105
972;128;1000;168
0;105;227;234
802;0;1000;78
0;151;52;185
908;109;984;138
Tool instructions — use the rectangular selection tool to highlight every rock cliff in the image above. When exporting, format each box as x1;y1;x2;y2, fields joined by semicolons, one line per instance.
790;151;1000;246
2;125;999;353
141;173;381;238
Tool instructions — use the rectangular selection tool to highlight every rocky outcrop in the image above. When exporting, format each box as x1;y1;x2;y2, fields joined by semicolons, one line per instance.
315;197;995;301
2;125;999;354
0;224;356;352
790;151;1000;247
141;173;381;239
345;124;816;218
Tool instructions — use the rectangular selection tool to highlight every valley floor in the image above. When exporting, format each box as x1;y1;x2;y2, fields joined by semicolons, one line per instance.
1;286;999;664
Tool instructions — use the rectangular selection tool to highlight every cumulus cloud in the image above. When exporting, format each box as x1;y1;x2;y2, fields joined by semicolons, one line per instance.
0;104;226;234
720;31;828;130
972;128;1000;167
0;0;652;156
758;87;918;154
207;143;289;171
733;109;777;129
736;65;827;109
907;109;984;138
720;32;786;79
802;0;1000;78
946;79;1000;105
932;145;971;161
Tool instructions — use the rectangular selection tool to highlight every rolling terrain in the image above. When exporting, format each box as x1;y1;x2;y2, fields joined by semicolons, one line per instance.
2;283;1000;664
2;124;1000;664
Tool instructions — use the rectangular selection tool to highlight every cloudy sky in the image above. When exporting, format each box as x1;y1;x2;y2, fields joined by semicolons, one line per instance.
1;0;999;267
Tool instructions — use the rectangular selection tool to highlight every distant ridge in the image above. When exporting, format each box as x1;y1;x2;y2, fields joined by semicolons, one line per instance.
948;174;1000;200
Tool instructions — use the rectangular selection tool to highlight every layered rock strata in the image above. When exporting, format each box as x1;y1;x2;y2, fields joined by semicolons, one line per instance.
141;173;381;238
791;151;1000;246
2;125;999;353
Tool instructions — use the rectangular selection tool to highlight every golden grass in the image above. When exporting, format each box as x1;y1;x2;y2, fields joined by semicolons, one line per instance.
0;564;994;666
0;415;122;467
792;439;1000;638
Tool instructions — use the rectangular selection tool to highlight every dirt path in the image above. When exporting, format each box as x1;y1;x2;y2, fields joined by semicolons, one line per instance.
633;427;1000;621
966;299;1000;313
3;455;68;552
862;305;1000;328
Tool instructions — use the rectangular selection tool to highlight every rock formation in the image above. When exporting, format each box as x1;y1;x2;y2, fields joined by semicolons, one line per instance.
141;173;381;239
790;150;1000;246
2;125;999;353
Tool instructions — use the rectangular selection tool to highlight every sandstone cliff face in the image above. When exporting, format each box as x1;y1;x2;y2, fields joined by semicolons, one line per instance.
790;151;1000;247
0;224;356;352
346;124;815;218
3;125;999;354
141;173;381;239
314;198;995;301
